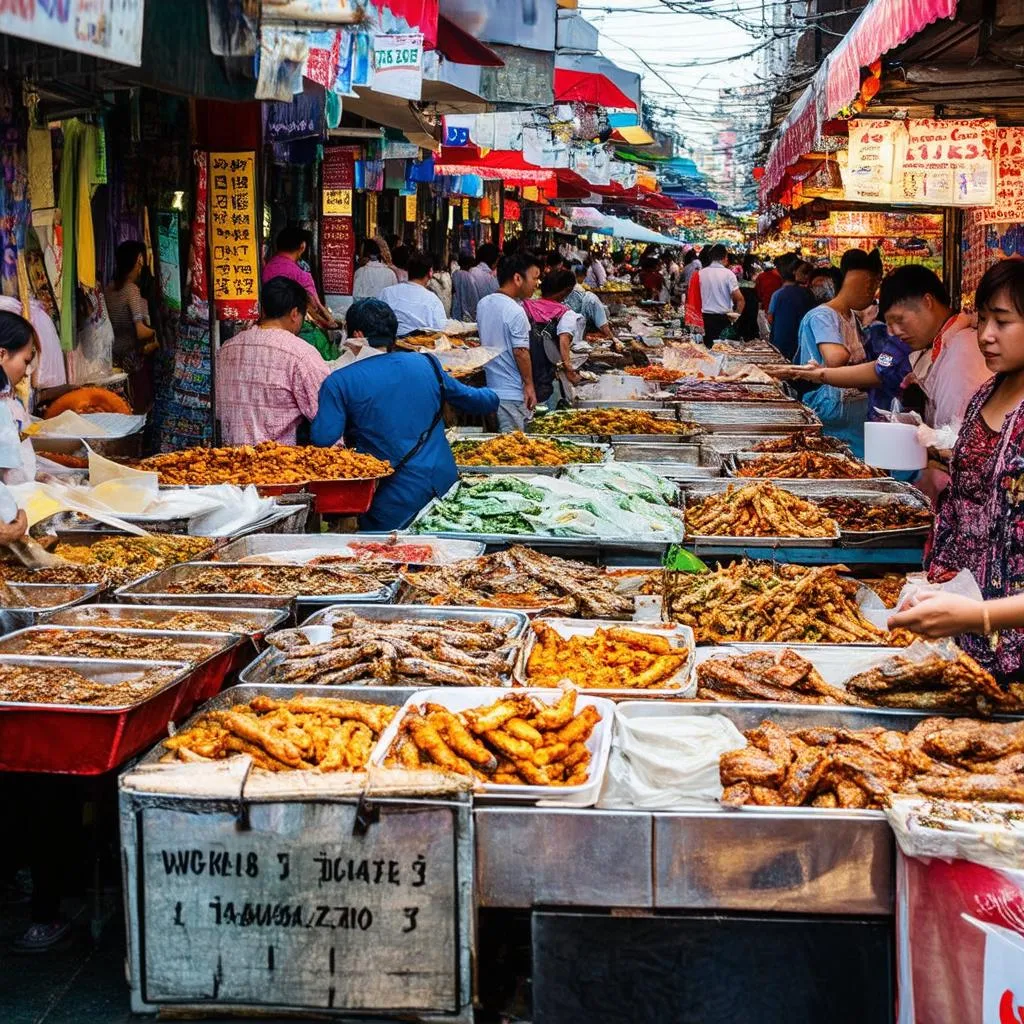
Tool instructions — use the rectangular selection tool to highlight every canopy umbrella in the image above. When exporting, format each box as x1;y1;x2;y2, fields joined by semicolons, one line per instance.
554;68;638;110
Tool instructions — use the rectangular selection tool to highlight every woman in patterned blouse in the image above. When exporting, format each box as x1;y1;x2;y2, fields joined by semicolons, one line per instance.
890;259;1024;683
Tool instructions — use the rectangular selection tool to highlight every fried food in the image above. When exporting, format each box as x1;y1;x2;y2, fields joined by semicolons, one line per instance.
1;629;228;663
697;649;860;705
684;482;838;539
452;432;605;467
722;715;1024;808
843;645;1015;715
386;689;601;787
264;612;519;687
862;574;907;608
624;366;684;384
525;620;688;690
528;409;697;436
163;694;397;771
135;440;391;486
816;497;932;533
666;560;914;645
402;546;634;618
736;451;886;479
668;379;788;402
64;610;267;633
161;564;394;597
0;663;179;706
752;434;850;454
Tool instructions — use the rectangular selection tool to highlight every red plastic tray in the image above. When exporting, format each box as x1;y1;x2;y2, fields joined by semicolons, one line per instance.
306;477;381;515
0;659;192;775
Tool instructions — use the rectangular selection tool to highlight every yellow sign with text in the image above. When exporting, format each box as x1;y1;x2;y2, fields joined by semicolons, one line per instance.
405;193;417;222
209;151;259;319
323;188;353;217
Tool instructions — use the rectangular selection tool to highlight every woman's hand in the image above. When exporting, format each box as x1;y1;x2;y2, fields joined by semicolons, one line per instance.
0;509;28;545
766;362;826;383
887;590;985;638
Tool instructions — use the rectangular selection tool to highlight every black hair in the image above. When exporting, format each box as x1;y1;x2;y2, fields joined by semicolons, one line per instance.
406;251;432;281
878;264;950;316
346;298;398;349
545;251;564;270
262;276;309;320
431;252;448;273
361;239;382;260
276;226;309;253
810;265;842;289
572;262;586;277
457;254;475;272
839;247;883;280
477;243;499;269
683;250;697;266
114;240;147;284
391;245;409;270
976;258;1024;317
497;251;542;287
501;238;520;258
776;253;798;281
708;243;727;263
541;269;576;298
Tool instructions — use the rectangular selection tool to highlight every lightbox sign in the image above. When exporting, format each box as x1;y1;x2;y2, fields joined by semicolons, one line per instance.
0;0;146;66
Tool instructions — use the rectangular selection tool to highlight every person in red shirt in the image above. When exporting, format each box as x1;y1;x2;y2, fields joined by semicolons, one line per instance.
755;259;783;312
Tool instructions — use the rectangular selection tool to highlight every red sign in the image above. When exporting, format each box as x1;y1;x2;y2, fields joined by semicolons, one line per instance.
503;198;521;222
322;216;354;296
323;146;355;189
189;150;209;312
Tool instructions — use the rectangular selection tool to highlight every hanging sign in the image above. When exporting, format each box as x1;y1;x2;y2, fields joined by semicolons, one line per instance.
976;127;1024;225
322;147;355;296
323;188;353;216
158;211;182;313
503;199;521;222
405;193;417;222
209;152;260;321
0;0;145;67
189;151;210;316
372;33;423;101
844;119;903;203
897;118;996;206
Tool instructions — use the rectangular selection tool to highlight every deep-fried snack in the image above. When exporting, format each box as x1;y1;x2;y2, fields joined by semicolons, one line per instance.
162;564;394;597
624;366;684;384
528;409;697;436
163;694;397;771
264;614;518;687
525;621;688;690
697;649;860;705
667;560;914;645
136;440;391;485
385;689;601;787
402;546;634;618
452;432;605;467
815;497;932;533
752;434;850;454
736;451;886;479
2;629;228;664
684;482;838;539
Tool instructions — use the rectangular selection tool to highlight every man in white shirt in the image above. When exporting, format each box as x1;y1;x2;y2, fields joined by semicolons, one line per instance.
379;252;447;337
353;239;398;299
699;244;744;343
584;253;607;289
568;265;613;339
452;243;499;321
476;252;542;432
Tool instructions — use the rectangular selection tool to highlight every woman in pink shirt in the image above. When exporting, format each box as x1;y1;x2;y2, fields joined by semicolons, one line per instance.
262;227;336;329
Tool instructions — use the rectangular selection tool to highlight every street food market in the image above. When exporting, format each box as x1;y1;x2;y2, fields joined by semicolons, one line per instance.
5;1;1024;1021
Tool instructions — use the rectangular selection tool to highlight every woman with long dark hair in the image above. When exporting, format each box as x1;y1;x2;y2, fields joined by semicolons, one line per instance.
104;240;158;412
0;310;38;486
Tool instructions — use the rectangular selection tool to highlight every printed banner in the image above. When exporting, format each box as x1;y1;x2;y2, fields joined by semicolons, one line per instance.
209;152;260;321
373;33;423;101
321;216;354;296
188;150;210;317
976;127;1024;226
896;118;996;207
157;211;182;312
844;119;904;203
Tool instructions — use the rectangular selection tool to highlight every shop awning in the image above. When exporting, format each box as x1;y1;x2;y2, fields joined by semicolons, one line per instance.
762;0;959;197
610;125;654;146
554;68;638;110
435;15;505;67
435;147;557;187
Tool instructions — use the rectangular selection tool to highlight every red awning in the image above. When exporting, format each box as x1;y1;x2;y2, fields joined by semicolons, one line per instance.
761;0;959;200
381;0;439;46
554;68;638;111
434;15;504;67
436;147;557;188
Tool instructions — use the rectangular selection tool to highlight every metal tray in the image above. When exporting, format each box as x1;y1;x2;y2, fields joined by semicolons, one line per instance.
240;604;529;689
454;434;612;476
611;442;721;468
40;602;288;640
114;562;397;610
639;462;723;481
0;625;245;718
674;401;821;433
700;434;853;457
677;480;841;548
573;400;677;412
213;533;485;565
0;582;102;634
0;655;193;774
665;382;790;402
371;688;616;806
514;618;695;698
134;683;409;769
728;451;889;481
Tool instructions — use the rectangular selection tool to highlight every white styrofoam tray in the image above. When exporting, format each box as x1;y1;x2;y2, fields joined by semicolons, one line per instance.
515;618;696;698
371;687;614;807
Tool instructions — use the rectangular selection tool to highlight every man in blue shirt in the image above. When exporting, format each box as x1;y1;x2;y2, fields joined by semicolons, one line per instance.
767;253;814;361
310;299;498;530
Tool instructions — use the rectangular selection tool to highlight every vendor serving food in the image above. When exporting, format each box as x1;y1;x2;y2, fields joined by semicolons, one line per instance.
311;299;498;530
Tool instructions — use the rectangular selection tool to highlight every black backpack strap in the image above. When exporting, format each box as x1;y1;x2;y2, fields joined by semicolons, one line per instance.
390;355;447;474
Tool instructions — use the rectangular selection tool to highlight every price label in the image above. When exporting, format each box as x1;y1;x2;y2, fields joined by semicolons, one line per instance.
375;43;421;70
138;801;462;1014
322;188;353;217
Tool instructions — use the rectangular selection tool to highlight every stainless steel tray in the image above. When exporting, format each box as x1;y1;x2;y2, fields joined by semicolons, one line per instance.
611;442;711;466
639;462;723;481
728;451;888;481
135;683;409;768
213;533;485;565
700;434;854;457
0;582;102;634
114;562;396;609
674;401;821;433
665;382;790;402
0;624;241;657
678;480;840;548
573;400;676;412
455;434;612;476
40;602;288;637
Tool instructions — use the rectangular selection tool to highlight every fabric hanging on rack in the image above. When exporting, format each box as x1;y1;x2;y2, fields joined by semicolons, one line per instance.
57;119;83;352
27;127;54;211
76;122;97;291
